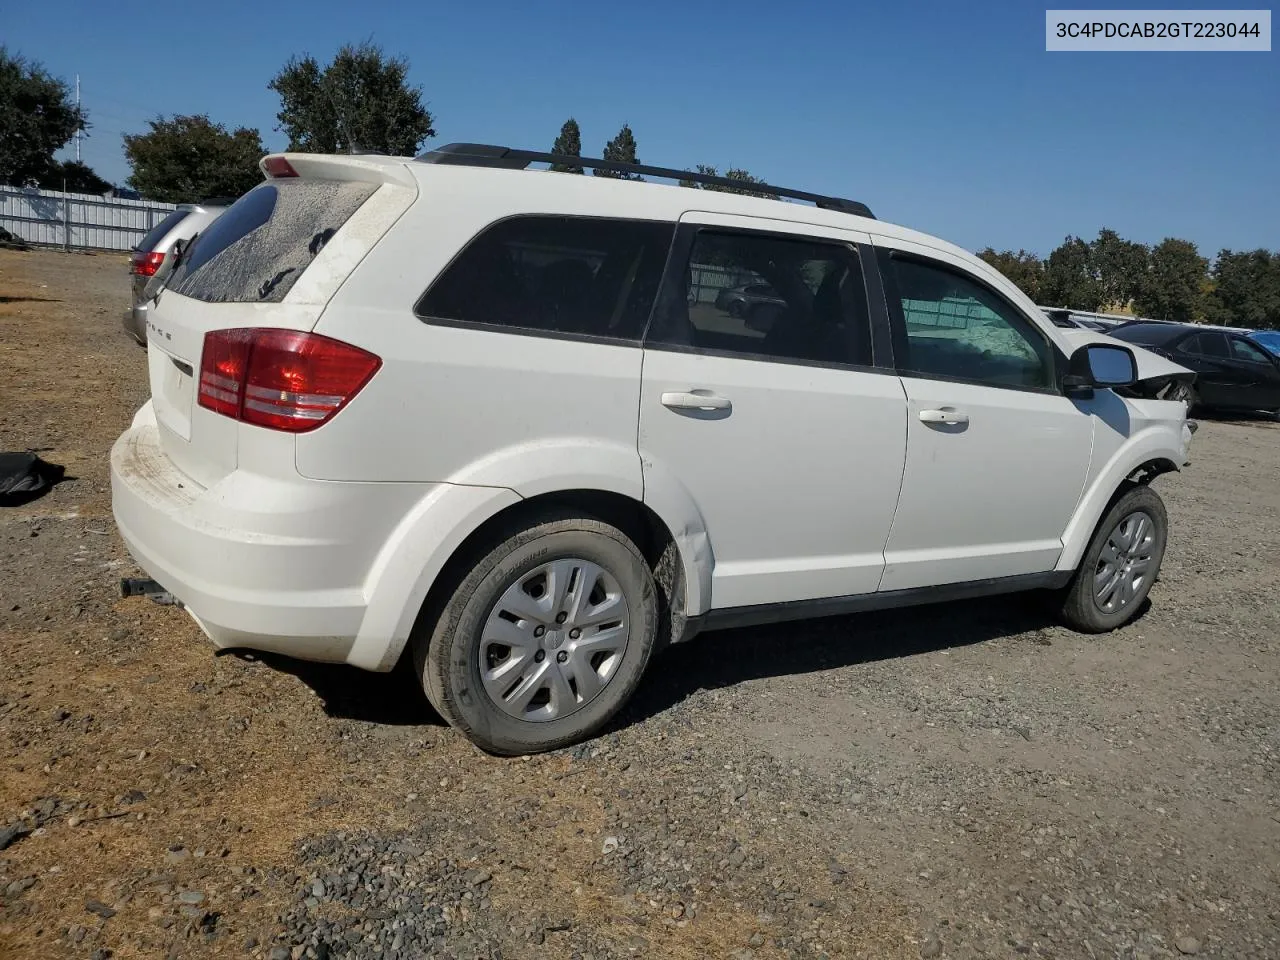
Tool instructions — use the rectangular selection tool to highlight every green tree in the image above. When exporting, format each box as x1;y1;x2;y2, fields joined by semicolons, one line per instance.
594;124;641;180
1090;228;1148;309
549;118;583;173
0;48;86;186
1203;249;1280;329
42;160;112;194
977;248;1044;301
124;115;265;203
1131;238;1207;322
679;163;778;199
1041;236;1103;310
269;42;435;156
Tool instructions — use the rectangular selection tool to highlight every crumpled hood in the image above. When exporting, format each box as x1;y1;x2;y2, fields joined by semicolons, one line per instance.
1058;329;1193;381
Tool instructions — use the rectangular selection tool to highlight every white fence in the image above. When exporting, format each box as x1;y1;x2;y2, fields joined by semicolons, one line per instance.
0;186;177;252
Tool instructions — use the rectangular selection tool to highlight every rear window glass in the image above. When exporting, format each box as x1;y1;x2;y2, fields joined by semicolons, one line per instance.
166;179;377;303
417;216;674;341
136;210;190;252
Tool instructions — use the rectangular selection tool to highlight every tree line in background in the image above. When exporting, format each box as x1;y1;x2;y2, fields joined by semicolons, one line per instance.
3;44;1277;329
545;117;776;198
0;48;112;193
979;230;1280;330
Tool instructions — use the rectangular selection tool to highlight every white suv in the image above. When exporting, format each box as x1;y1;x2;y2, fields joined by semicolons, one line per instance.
111;144;1195;755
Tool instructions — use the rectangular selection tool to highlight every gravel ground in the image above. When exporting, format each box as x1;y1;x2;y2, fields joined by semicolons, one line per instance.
1;248;1278;960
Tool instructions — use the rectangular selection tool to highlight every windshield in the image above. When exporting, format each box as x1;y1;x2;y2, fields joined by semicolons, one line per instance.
135;210;190;252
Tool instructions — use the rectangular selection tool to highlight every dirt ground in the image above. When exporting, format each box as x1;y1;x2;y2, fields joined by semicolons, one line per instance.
1;248;1277;960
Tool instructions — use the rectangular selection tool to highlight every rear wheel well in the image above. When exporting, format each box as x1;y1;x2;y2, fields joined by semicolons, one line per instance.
407;490;684;666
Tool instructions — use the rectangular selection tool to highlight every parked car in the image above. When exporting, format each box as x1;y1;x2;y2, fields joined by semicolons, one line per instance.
1110;322;1280;414
125;201;227;344
110;144;1194;755
1038;307;1130;331
1248;329;1280;358
1042;308;1109;331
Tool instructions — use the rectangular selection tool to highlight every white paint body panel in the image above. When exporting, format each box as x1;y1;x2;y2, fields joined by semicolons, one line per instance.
640;349;908;608
637;212;906;609
882;378;1092;589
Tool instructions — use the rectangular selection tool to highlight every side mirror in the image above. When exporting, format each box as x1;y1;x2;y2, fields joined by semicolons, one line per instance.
1065;343;1138;393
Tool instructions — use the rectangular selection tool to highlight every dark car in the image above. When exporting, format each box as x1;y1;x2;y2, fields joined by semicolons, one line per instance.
1110;322;1280;414
714;282;787;329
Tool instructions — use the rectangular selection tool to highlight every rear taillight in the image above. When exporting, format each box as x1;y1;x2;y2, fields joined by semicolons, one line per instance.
130;250;166;277
262;156;299;178
197;329;381;433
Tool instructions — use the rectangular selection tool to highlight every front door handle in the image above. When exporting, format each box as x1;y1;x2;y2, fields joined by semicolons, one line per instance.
661;390;732;412
919;407;969;425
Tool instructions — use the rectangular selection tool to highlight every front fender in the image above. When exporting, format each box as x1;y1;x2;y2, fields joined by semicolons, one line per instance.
1056;423;1186;573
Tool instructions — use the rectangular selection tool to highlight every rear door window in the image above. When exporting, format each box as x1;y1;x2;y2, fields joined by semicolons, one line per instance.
651;229;872;366
1196;332;1230;358
165;179;377;303
417;216;674;341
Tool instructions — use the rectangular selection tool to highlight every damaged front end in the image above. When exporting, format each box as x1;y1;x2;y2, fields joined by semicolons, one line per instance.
1058;329;1196;402
1114;369;1197;403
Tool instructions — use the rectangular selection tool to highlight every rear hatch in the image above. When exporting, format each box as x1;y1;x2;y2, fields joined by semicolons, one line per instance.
143;156;416;488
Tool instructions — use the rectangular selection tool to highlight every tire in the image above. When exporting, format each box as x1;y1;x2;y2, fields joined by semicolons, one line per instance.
1059;484;1168;633
727;300;745;319
413;513;658;755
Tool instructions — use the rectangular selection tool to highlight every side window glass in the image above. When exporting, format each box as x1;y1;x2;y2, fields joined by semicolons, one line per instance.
1231;337;1270;363
887;256;1052;390
418;216;674;340
1179;334;1203;356
651;230;871;366
1198;332;1230;358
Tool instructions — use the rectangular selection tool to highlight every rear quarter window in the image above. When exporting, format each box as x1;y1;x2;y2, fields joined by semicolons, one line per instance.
416;216;674;341
166;179;377;303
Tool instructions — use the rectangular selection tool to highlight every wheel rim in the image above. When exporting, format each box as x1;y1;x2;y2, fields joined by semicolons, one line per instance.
1093;510;1157;614
479;558;630;723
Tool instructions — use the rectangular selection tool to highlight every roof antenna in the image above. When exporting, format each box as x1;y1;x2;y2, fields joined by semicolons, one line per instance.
319;76;363;154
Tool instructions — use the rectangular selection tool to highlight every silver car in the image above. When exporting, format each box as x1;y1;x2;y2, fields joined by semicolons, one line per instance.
125;202;227;344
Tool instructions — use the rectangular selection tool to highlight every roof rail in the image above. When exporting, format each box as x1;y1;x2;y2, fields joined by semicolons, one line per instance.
415;142;875;220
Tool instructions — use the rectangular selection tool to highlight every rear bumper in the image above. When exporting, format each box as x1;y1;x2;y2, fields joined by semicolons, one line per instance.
110;402;431;665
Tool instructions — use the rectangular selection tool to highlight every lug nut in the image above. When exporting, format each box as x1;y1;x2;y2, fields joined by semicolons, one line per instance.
569;628;581;640
555;612;568;624
534;625;545;637
534;650;545;662
556;651;568;663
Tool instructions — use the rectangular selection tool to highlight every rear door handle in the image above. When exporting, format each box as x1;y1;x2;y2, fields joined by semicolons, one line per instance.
919;408;969;425
661;390;732;412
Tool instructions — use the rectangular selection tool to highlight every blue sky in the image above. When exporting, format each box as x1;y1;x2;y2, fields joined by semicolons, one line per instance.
6;0;1276;257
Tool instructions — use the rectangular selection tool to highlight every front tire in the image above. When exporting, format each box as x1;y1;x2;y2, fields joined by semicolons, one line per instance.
414;514;658;755
1059;484;1168;633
